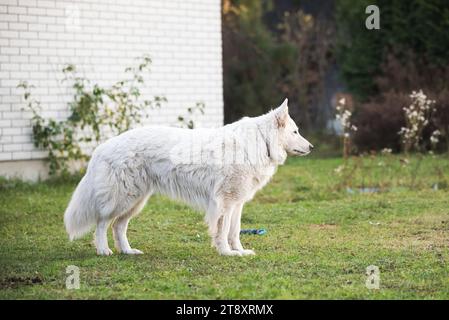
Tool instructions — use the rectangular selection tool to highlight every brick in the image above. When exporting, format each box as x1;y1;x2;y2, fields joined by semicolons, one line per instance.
11;119;30;127
22;143;35;150
0;104;11;112
45;8;64;16
1;95;21;103
37;15;55;24
9;55;28;63
7;6;27;15
3;143;22;151
12;151;31;159
19;31;38;39
18;0;36;5
27;7;46;15
10;39;28;46
0;13;18;22
29;39;47;46
0;30;19;38
1;47;20;55
20;47;38;55
0;153;12;161
37;0;55;8
1;0;18;5
0;119;12;127
19;14;38;23
3;128;22;137
31;150;47;158
9;22;28;30
13;135;31;143
46;24;64;32
0;135;13;144
38;31;56;40
28;23;46;32
29;56;46;63
0;38;9;46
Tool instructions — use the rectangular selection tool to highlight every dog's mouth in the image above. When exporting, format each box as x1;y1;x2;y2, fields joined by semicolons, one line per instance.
292;149;310;156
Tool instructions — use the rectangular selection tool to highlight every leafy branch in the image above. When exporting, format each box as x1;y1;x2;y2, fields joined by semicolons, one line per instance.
18;55;167;175
177;102;205;129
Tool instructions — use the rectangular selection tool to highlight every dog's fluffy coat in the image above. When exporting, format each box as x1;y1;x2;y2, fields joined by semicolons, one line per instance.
64;99;312;256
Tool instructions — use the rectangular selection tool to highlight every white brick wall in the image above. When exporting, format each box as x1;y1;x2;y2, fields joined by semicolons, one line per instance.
0;0;224;164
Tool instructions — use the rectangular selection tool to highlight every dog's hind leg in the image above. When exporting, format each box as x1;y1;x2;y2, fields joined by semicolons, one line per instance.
95;217;114;256
112;195;150;255
205;199;220;242
228;202;255;256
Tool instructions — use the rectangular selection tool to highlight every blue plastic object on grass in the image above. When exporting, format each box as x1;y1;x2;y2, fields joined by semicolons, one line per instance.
240;228;267;235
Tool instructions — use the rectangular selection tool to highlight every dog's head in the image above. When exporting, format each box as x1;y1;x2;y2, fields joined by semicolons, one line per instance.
273;98;313;156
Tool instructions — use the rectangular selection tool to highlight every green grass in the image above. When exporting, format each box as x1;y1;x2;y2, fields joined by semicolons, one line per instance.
0;155;448;299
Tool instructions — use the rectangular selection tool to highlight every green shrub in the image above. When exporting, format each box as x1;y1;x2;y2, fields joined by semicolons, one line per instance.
335;0;449;100
353;52;449;152
18;55;166;175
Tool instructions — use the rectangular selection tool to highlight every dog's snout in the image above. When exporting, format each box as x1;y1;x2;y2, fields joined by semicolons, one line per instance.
309;144;314;150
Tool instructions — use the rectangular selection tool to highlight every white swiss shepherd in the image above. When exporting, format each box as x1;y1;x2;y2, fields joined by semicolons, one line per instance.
64;98;313;256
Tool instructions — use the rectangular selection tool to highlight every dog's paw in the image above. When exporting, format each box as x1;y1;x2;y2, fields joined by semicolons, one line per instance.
122;248;144;255
97;248;113;256
219;249;243;257
240;249;256;256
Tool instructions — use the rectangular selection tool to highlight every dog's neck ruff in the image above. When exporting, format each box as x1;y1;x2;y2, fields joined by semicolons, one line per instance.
256;124;272;162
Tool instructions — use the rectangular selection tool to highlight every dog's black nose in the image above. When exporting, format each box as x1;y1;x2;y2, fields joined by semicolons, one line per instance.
309;144;314;150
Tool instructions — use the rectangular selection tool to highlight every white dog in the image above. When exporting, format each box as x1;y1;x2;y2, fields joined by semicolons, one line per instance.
64;98;313;256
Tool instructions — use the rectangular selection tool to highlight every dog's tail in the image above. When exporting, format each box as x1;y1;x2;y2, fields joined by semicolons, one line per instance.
64;175;96;240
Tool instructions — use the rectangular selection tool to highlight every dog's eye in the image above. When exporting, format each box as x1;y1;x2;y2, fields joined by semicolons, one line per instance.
293;130;299;135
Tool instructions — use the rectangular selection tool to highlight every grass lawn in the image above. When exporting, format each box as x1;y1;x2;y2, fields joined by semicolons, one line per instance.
0;155;448;299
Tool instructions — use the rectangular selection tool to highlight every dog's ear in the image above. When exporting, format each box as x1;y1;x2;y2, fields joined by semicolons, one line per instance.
275;98;289;128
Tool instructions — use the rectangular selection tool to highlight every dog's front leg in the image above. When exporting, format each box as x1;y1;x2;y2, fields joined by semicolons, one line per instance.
228;203;255;256
213;205;242;256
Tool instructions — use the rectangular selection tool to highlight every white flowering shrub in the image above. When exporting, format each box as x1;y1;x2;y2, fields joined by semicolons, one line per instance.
430;129;441;149
335;98;357;158
399;90;435;152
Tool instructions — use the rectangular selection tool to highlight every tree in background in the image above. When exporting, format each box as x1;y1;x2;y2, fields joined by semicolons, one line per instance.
222;0;335;132
222;0;288;123
279;9;335;131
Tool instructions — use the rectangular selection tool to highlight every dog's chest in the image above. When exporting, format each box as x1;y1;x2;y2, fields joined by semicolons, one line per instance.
245;165;277;199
